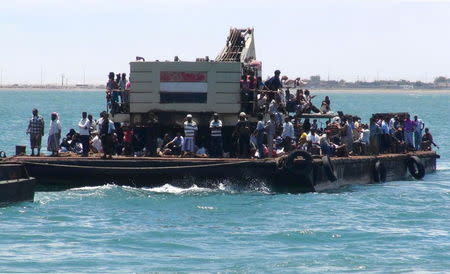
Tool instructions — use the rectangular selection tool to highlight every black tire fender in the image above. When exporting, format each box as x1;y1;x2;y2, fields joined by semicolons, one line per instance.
322;155;337;182
373;160;387;183
285;150;312;170
276;155;288;172
407;156;425;179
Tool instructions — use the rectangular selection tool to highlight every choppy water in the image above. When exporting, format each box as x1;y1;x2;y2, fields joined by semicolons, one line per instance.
0;89;449;272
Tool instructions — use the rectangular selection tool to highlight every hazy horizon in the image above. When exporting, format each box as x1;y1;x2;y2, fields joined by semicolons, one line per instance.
1;0;449;85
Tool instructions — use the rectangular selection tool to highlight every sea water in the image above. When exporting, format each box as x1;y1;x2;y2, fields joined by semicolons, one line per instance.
0;89;449;272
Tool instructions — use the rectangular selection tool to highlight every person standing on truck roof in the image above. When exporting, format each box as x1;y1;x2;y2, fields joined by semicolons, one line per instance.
209;113;223;158
107;72;119;114
27;108;45;157
183;114;198;156
265;70;282;91
78;112;91;157
119;73;128;109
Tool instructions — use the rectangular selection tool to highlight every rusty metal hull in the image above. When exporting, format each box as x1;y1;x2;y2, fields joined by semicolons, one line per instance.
0;164;35;205
6;151;439;193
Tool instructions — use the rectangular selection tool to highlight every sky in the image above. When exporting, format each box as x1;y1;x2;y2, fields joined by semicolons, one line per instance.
1;0;449;85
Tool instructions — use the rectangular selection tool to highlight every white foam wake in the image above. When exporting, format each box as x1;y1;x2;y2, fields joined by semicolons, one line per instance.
70;184;117;191
437;161;450;171
142;184;213;194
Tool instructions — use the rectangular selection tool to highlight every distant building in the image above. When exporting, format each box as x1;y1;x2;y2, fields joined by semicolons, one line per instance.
310;75;321;83
434;76;450;88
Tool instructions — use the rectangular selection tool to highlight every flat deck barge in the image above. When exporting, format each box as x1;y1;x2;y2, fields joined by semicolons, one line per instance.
4;151;439;193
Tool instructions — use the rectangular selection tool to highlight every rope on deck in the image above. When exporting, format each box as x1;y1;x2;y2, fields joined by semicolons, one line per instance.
22;160;253;171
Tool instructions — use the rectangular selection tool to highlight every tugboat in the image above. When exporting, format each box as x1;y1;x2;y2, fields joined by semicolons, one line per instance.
4;28;440;193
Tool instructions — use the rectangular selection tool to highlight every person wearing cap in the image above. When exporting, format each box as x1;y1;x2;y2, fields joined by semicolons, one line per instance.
209;113;223;158
233;112;251;158
183;114;198;155
264;70;282;91
27;108;45;156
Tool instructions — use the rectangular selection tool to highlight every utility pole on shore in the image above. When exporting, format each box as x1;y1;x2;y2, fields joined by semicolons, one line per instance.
0;68;3;88
40;66;43;87
61;74;65;87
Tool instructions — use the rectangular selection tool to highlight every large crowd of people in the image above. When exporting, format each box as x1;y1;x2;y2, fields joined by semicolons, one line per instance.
25;70;439;158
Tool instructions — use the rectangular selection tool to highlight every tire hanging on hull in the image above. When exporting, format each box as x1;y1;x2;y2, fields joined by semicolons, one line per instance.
282;150;314;190
373;160;387;183
407;156;425;180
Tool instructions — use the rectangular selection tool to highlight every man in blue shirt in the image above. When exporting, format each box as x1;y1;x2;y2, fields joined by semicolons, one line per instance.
264;70;282;91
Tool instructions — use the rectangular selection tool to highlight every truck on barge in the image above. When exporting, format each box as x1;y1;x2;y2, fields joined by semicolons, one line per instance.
2;28;440;193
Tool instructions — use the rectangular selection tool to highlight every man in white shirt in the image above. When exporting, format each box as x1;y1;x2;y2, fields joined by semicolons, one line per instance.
281;116;294;152
78;112;91;157
209;113;223;158
354;124;370;155
183;114;198;155
380;119;391;153
414;115;425;150
96;111;106;133
306;128;320;153
389;116;397;134
91;132;103;153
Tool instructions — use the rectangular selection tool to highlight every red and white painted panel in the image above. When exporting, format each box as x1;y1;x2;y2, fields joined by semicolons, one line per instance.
160;72;207;93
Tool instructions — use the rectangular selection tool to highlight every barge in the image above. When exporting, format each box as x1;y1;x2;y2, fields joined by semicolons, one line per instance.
5;150;438;193
1;28;439;194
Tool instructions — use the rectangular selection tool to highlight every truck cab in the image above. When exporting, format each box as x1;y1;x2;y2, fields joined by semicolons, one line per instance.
109;28;260;152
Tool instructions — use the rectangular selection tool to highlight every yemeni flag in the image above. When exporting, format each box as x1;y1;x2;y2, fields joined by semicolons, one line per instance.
160;72;207;103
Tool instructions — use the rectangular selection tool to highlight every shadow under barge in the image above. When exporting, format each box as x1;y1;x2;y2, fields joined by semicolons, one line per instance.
7;150;439;193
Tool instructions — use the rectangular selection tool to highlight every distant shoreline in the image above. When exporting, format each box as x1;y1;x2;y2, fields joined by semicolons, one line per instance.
1;87;450;94
0;87;104;92
310;88;450;94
